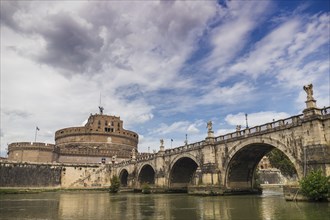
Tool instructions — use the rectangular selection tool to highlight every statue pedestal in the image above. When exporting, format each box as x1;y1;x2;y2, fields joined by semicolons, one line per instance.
207;131;214;138
158;145;165;154
303;107;322;118
305;99;317;109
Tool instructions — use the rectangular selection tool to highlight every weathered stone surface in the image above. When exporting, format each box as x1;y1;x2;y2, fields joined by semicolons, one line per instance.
0;163;61;187
0;162;110;188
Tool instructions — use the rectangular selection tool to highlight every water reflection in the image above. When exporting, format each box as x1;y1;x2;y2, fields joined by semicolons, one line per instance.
0;193;60;219
0;190;329;220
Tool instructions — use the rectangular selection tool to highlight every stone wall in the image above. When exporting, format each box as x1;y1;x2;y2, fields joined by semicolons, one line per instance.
0;162;61;187
61;164;110;188
0;162;111;188
258;169;285;184
8;142;56;163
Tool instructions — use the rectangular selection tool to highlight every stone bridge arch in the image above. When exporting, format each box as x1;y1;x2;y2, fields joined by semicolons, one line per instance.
169;153;200;190
137;163;156;186
118;168;129;187
224;136;303;190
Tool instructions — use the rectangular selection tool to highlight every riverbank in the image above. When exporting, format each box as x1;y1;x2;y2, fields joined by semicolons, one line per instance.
0;187;109;194
0;184;283;195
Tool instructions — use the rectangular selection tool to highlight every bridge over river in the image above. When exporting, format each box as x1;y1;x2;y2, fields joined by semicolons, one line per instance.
113;86;330;194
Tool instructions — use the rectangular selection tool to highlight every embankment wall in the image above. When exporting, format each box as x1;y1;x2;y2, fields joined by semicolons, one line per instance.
0;162;111;188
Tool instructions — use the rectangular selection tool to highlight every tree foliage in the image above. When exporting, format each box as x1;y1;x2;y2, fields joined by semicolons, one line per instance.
299;169;330;201
266;148;296;177
109;175;120;193
141;183;151;194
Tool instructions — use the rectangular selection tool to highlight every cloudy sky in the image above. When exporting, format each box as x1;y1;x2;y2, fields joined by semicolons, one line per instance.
1;0;329;156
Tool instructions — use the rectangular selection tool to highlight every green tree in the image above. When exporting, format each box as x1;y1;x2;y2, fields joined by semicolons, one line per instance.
266;148;296;177
141;183;151;194
299;169;330;201
109;175;120;193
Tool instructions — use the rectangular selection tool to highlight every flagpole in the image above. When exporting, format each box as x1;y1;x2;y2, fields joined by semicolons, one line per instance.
34;126;39;142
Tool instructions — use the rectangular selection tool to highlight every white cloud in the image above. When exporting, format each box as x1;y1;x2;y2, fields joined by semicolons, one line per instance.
225;111;291;128
229;13;329;88
215;128;236;136
187;124;200;134
229;18;301;78
201;0;273;76
197;82;256;106
153;121;194;135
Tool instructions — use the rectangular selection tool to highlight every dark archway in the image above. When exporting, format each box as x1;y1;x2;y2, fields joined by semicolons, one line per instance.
225;144;297;190
170;157;198;189
119;169;128;187
226;144;273;189
138;164;155;185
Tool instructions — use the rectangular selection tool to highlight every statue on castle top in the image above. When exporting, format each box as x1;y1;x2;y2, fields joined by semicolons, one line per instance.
160;139;164;146
303;84;314;101
99;106;104;115
207;121;213;132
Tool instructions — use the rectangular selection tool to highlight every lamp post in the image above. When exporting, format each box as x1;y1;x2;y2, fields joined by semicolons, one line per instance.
245;114;249;129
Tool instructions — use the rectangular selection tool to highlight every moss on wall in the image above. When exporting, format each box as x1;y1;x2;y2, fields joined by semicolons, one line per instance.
0;163;61;187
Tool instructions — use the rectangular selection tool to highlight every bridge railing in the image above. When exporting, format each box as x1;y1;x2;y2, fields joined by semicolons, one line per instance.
114;106;329;165
215;113;305;142
321;106;330;115
164;140;205;155
136;153;157;161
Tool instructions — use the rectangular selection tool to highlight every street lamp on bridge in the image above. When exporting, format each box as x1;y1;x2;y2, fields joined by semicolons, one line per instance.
245;113;249;129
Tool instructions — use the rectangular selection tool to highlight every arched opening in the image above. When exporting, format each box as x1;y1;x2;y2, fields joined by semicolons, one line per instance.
119;169;128;187
170;157;198;190
138;164;155;185
225;144;297;191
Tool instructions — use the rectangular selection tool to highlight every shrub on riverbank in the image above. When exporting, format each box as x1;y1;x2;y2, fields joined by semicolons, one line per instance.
142;183;151;194
109;175;120;193
299;170;330;201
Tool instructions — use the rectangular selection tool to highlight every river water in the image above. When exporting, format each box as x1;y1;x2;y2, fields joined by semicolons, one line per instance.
0;189;329;220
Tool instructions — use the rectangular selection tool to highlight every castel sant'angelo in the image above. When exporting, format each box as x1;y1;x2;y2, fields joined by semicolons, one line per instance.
7;107;139;164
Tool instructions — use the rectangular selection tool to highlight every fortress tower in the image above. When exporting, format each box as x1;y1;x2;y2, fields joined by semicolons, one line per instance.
8;108;139;164
55;112;138;164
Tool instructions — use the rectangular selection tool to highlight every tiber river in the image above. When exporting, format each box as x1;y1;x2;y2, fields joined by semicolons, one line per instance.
0;189;329;220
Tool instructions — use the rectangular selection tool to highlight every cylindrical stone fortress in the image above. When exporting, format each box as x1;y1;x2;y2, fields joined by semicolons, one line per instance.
54;113;138;163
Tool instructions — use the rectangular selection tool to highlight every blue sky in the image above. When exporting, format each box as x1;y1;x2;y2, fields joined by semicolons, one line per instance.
1;0;329;155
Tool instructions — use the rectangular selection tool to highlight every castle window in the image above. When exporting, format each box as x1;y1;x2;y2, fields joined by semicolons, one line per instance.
111;121;114;126
105;121;108;126
105;127;114;132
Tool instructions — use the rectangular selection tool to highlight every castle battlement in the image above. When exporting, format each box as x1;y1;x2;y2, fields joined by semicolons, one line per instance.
8;142;55;150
